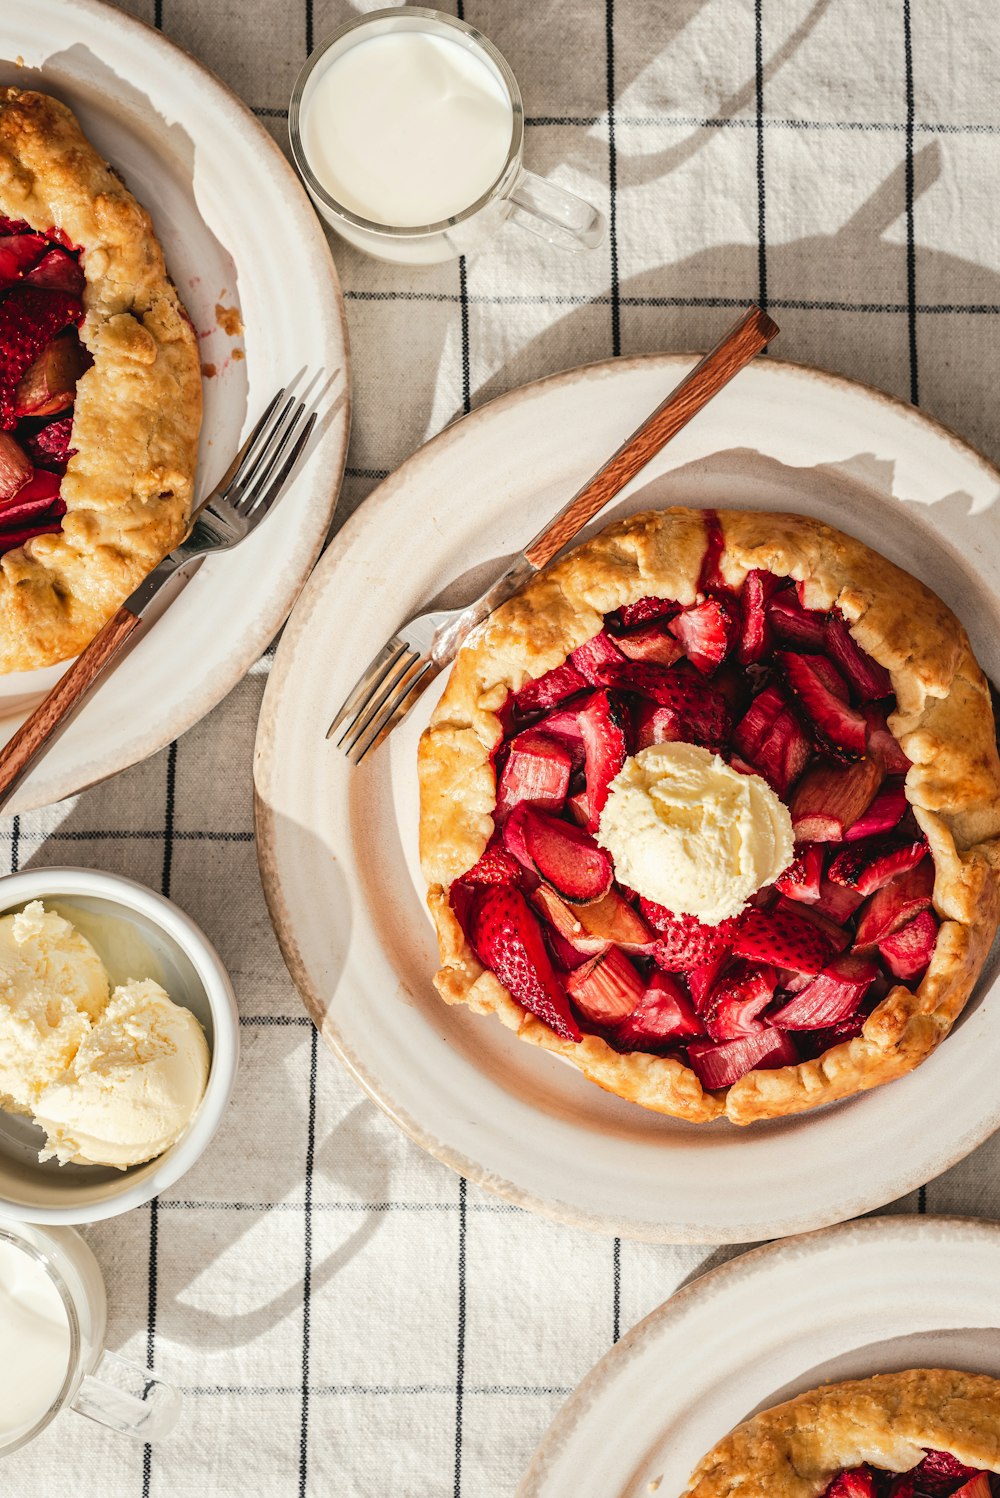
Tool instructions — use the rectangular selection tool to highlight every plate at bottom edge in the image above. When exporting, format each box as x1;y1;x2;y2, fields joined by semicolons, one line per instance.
254;351;1000;1244
519;1216;1000;1497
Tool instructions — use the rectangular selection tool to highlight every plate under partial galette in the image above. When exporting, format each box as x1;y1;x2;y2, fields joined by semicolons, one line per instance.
682;1369;1000;1497
418;507;1000;1124
0;87;201;672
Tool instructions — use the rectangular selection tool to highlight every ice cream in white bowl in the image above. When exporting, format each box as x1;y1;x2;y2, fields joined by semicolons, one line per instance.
0;868;238;1224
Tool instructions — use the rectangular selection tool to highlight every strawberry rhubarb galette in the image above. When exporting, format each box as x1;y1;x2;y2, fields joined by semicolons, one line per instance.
0;88;201;671
682;1369;1000;1497
417;508;1000;1124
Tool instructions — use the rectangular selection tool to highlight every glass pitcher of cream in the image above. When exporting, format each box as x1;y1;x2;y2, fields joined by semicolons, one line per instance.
290;6;605;264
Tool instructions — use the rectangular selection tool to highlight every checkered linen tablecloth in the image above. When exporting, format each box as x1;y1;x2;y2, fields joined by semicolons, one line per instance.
6;1;1000;1494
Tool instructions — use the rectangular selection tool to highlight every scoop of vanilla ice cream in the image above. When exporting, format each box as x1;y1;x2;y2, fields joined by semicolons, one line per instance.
597;742;794;924
0;901;110;1114
33;978;209;1170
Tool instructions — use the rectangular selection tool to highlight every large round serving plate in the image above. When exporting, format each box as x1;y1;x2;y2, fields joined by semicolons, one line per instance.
0;0;350;812
255;351;1000;1243
518;1216;1000;1496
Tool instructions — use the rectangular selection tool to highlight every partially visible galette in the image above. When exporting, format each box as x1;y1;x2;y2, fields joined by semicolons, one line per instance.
418;508;1000;1124
683;1369;1000;1496
0;88;201;671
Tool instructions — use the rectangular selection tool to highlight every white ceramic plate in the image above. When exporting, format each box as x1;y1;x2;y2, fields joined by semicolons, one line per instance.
255;352;1000;1243
0;0;350;812
518;1216;1000;1497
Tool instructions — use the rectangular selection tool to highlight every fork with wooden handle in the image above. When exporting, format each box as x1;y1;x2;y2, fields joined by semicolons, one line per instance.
330;302;779;762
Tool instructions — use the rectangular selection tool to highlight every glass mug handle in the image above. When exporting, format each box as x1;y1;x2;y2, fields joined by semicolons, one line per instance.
507;169;606;252
70;1349;181;1441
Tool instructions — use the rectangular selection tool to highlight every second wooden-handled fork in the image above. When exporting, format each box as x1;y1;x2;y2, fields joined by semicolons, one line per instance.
329;303;779;763
0;387;316;810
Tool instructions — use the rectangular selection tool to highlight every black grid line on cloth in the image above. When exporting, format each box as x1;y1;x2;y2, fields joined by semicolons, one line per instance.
754;0;768;314
0;829;254;844
158;1199;522;1214
339;289;1000;314
605;0;620;356
903;0;919;406
179;1382;576;1397
299;1024;319;1498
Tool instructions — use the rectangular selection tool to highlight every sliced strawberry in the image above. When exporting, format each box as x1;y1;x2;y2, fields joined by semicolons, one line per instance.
533;884;653;955
24;245;85;296
511;805;613;903
704;961;779;1040
825;613;893;701
698;509;728;592
775;844;825;903
710;661;753;720
844;779;908;841
733;685;812;796
811;877;865;923
823;1469;878;1498
0;287;83;428
668;595;738;674
878;907;938;982
14;330;89;419
795;1008;869;1059
613;972;704;1049
910;1451;984;1496
791;755;885;842
642;902;737;970
0;507;65;556
613;595;680;629
778;651;867;756
0;231;48;285
633;697;689;751
596;661;730;750
514;659;588;716
469;885;580;1041
565;788;591;827
885;1476;915;1498
566;945;645;1025
613;623;684;667
778;897;850;953
737;568;782;664
854;857;935;949
495;730;573;822
570;629;627;684
577;689;629;830
863;705;911;774
687;953;728;1012
687;1027;798;1089
461;841;521;886
770;952;878;1029
733;905;834;974
545;926;595;971
828;837;927;897
767;589;827;649
0;432;31;502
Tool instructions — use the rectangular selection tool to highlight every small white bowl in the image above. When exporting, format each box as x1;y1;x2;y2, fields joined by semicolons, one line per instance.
0;867;239;1224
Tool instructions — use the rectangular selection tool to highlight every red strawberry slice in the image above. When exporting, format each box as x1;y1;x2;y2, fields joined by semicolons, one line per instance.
0;506;66;556
704;961;779;1040
811;877;865;923
495;730;573;822
778;651;867;756
767;589;827;649
791;755;885;842
613;595;680;629
570;629;627;683
770;952;878;1029
0;287;83;428
885;1477;915;1498
844;779;908;840
506;804;613;903
577;689;629;830
0;232;48;285
514;659;588;716
461;841;521;886
545;926;595;971
642;902;737;970
853;857;935;949
633;697;688;751
863;705;911;774
14;330;89;419
733;684;812;796
698;509;728;592
910;1451;985;1496
733;905;834;974
668;595;738;674
469;885;580;1041
795;1008;869;1059
825;613;893;701
687;1027;798;1089
24;245;85;296
613;623;684;667
823;1470;878;1498
0;217;33;236
0;468;64;528
566;945;645;1024
0;432;31;502
878;907;938;982
22;414;75;470
612;972;704;1049
828;837;927;897
687;952;728;1012
775;844;825;903
600;662;730;750
778;897;850;953
737;568;782;664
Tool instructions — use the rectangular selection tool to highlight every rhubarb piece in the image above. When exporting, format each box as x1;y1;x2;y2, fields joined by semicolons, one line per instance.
514;659;588;716
704;961;779;1040
878;908;938;982
24;245;85;296
950;1477;992;1498
545;926;594;971
854;858;935;949
687;1027;798;1089
733;905;834;974
698;509;727;592
828;837;927;896
864;705;911;774
461;841;521;886
532;884;609;956
775;844;825;903
825;613;893;701
910;1451;984;1495
614;623;684;667
0;231;47;285
845;779;908;841
633;696;688;750
687;953;727;1012
514;805;613;902
770;952;878;1029
614;595;680;629
566;945;645;1025
732;684;811;796
791;755;885;842
0;286;83;428
570;629;627;684
779;897;850;953
13;331;89;418
469;885;580;1041
668;594;738;674
577;689;629;830
642;902;737;970
778;650;868;757
533;884;653;954
767;589;827;649
824;1471;878;1498
737;568;782;664
795;1008;869;1059
604;663;729;750
0;432;31;501
0;508;66;556
565;788;591;826
495;730;573;821
613;972;704;1049
811;877;865;923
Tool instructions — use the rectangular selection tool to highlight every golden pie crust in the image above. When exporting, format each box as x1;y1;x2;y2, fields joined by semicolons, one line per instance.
417;508;1000;1125
0;88;202;671
683;1368;1000;1496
